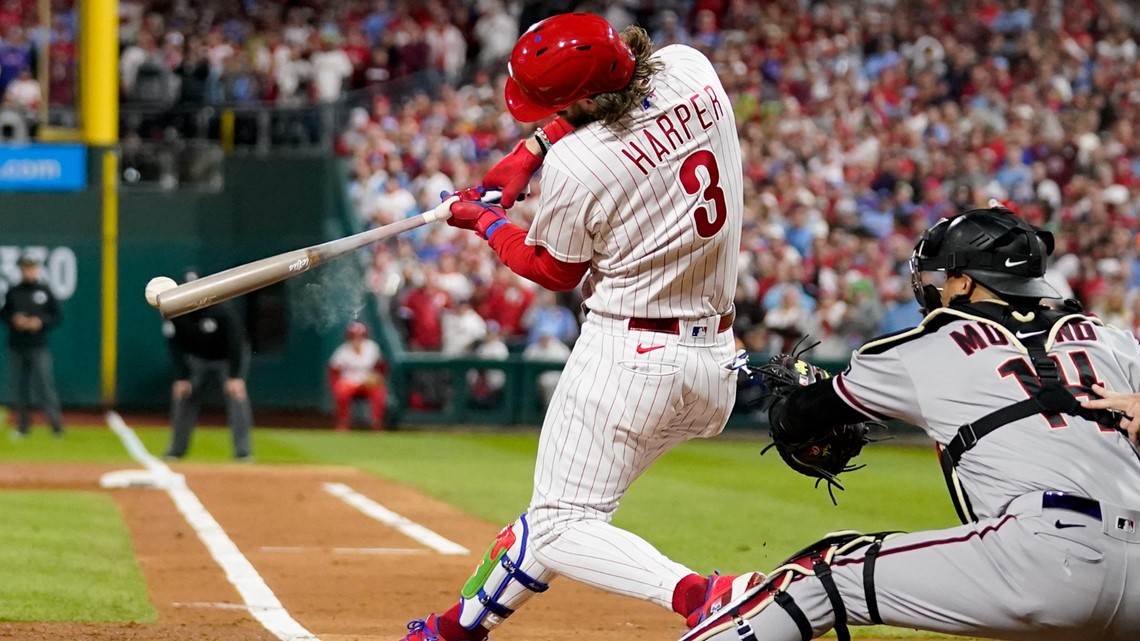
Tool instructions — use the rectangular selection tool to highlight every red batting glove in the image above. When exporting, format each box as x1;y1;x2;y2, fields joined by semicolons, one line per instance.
482;117;574;208
482;141;541;209
448;199;509;240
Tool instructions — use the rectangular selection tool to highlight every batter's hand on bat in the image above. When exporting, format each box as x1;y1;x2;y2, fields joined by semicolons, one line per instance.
482;117;573;208
1081;384;1140;445
443;188;508;239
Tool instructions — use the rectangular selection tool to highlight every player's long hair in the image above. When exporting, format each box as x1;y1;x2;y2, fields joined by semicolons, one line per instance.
591;26;664;125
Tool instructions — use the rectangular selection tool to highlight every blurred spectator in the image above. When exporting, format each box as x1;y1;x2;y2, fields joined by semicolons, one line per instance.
425;4;467;83
764;286;813;353
523;330;571;409
328;321;387;431
467;320;509;409
3;68;40;111
397;267;450;351
523;290;578;347
0;26;31;96
441;300;487;355
478;266;536;346
473;1;517;68
311;33;353;102
879;281;924;335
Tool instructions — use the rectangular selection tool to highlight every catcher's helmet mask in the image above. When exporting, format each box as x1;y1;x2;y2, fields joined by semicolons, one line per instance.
910;206;1060;313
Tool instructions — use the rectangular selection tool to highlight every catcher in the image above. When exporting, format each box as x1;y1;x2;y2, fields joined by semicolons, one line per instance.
687;205;1140;641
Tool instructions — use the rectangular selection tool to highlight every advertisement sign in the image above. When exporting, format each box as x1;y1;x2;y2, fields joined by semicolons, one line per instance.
0;144;87;191
0;245;78;301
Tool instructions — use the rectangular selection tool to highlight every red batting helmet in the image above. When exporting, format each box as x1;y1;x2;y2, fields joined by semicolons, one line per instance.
504;13;635;123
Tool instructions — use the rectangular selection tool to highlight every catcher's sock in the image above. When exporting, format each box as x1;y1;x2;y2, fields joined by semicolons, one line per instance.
672;573;709;616
438;605;489;641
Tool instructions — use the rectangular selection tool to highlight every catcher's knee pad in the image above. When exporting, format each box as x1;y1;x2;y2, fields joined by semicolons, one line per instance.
457;513;552;631
680;530;904;641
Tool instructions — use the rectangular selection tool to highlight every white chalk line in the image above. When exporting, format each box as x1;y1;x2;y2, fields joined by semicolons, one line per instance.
105;411;319;641
323;482;469;556
173;601;253;611
261;546;429;555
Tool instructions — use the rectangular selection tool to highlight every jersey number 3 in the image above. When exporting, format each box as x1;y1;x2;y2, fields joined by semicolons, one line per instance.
680;150;727;238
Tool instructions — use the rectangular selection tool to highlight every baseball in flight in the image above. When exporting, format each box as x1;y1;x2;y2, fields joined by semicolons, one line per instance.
145;276;178;307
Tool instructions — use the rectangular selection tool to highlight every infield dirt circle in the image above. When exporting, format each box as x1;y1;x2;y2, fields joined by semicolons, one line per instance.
0;462;976;641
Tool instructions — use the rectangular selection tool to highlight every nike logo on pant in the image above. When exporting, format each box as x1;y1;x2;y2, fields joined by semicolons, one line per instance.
636;344;665;354
1054;520;1086;529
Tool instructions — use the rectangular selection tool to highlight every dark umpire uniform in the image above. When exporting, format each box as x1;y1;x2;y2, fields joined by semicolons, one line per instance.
163;297;253;460
0;254;63;437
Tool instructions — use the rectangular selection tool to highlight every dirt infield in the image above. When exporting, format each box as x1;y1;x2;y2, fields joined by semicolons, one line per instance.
0;462;962;641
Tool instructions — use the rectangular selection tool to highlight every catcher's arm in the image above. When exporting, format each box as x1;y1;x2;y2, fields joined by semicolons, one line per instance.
770;380;869;443
757;345;881;502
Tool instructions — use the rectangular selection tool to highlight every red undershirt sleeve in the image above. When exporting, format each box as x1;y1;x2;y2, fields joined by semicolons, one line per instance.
486;223;589;292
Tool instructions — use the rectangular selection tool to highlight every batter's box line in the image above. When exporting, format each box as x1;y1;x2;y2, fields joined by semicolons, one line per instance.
322;482;470;556
105;411;322;641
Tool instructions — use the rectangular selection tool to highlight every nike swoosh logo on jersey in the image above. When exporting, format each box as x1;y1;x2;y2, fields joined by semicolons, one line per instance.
1054;520;1086;529
1015;330;1047;339
636;344;665;354
1005;258;1028;267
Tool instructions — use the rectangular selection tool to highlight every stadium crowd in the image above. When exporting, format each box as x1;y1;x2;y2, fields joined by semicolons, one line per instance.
3;0;1140;364
343;0;1140;364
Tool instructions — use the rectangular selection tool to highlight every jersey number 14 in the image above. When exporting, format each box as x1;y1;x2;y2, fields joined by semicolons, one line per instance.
998;351;1113;431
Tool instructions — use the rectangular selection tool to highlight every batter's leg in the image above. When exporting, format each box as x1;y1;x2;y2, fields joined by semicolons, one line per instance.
526;321;725;608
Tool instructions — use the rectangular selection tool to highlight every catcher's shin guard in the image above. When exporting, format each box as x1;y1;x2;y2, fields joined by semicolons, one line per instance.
457;513;553;631
679;530;903;641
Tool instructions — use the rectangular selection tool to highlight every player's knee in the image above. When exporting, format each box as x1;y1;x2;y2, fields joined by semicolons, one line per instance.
685;530;903;641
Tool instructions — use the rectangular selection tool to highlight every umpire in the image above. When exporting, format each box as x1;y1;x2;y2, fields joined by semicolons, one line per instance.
0;253;63;438
163;271;253;461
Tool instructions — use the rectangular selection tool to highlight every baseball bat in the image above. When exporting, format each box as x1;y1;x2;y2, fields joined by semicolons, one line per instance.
153;195;465;319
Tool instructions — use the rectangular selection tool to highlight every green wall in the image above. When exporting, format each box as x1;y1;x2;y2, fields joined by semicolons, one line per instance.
0;155;354;411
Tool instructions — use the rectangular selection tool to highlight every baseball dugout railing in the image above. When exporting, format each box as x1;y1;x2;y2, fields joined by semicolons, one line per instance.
374;316;850;429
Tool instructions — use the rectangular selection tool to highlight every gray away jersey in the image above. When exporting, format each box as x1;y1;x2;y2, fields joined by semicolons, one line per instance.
835;303;1140;518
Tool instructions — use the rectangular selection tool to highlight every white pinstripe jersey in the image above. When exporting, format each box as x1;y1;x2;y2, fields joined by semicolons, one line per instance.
527;45;743;319
834;303;1140;518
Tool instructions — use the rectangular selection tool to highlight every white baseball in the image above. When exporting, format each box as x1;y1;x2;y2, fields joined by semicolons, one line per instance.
145;276;178;307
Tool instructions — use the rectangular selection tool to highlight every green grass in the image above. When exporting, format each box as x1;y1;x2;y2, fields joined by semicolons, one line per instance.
1;423;963;636
0;490;156;623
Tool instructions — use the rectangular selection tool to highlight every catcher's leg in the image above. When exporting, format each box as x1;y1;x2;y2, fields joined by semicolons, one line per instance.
685;495;1121;641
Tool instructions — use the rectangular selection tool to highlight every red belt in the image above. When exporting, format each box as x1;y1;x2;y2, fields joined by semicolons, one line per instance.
628;309;735;335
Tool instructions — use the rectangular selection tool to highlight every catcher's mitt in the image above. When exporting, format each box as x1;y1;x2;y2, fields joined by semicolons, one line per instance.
756;339;875;502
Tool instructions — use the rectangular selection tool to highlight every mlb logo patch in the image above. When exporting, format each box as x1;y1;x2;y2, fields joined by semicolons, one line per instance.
691;326;708;337
1117;517;1136;534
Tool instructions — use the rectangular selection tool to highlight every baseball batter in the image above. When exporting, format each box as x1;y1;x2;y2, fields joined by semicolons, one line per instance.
400;13;761;641
685;206;1140;641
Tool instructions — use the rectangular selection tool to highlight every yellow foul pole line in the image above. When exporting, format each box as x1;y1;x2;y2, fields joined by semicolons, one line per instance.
80;0;120;405
100;151;118;404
